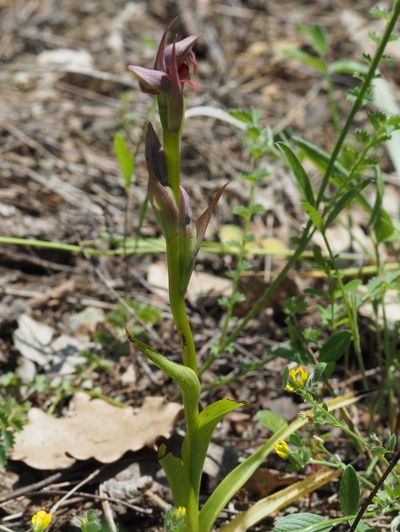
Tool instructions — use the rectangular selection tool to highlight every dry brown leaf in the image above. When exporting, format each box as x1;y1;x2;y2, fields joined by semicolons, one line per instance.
244;468;297;498
12;393;182;470
147;260;231;306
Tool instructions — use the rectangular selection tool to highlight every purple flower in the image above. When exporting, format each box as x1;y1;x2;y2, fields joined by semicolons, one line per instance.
128;19;199;96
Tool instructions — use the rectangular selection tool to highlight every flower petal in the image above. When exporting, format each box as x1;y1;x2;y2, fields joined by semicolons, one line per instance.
165;34;199;67
128;65;170;94
154;17;177;72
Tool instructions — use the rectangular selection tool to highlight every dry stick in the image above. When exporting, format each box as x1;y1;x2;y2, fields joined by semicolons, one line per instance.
37;489;151;514
0;472;62;504
0;525;15;532
50;468;101;517
99;484;118;532
350;449;400;531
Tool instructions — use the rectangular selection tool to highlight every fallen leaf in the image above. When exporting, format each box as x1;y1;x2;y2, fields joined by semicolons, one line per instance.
244;468;297;498
12;393;182;469
13;314;55;366
147;261;232;306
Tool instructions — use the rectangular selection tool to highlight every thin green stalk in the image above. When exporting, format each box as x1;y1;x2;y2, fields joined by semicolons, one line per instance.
219;2;400;357
164;131;181;205
321;232;367;388
166;237;197;372
326;73;341;134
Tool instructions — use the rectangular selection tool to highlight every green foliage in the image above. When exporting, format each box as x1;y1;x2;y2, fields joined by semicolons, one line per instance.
78;509;103;532
319;330;352;363
114;133;135;193
0;395;29;468
257;409;287;433
339;465;360;516
273;512;333;531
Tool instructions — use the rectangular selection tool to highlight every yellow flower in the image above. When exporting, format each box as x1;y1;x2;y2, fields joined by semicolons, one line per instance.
285;366;309;392
274;440;291;459
32;510;52;531
173;506;186;520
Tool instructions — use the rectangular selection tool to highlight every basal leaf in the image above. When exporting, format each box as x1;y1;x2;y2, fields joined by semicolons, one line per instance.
199;393;358;532
158;446;191;507
190;399;244;499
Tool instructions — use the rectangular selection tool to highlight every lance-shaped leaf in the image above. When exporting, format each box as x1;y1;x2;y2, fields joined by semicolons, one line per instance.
146;123;178;239
126;331;200;408
188;399;245;501
199;392;359;532
277;142;315;206
179;184;228;294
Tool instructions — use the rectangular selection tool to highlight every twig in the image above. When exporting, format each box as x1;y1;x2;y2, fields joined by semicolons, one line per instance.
99;484;117;532
36;489;152;514
0;472;62;504
50;468;101;516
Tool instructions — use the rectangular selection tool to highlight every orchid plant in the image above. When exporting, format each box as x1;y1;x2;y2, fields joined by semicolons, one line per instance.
128;19;244;531
126;10;400;531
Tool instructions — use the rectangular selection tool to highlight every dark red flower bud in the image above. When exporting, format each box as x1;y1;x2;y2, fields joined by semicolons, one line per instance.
145;123;178;239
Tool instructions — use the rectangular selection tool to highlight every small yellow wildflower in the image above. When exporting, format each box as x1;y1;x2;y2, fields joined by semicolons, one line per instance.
274;440;291;459
31;510;52;531
173;506;186;520
285;366;309;392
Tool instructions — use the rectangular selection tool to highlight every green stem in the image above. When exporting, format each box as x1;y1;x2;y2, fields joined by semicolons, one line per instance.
164;131;181;205
182;395;200;531
321;232;367;388
166;237;197;372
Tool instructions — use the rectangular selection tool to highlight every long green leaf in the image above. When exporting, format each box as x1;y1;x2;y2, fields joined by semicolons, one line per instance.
221;470;338;532
277;142;315;205
189;399;245;500
199;393;358;531
292;136;374;216
324;180;371;227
